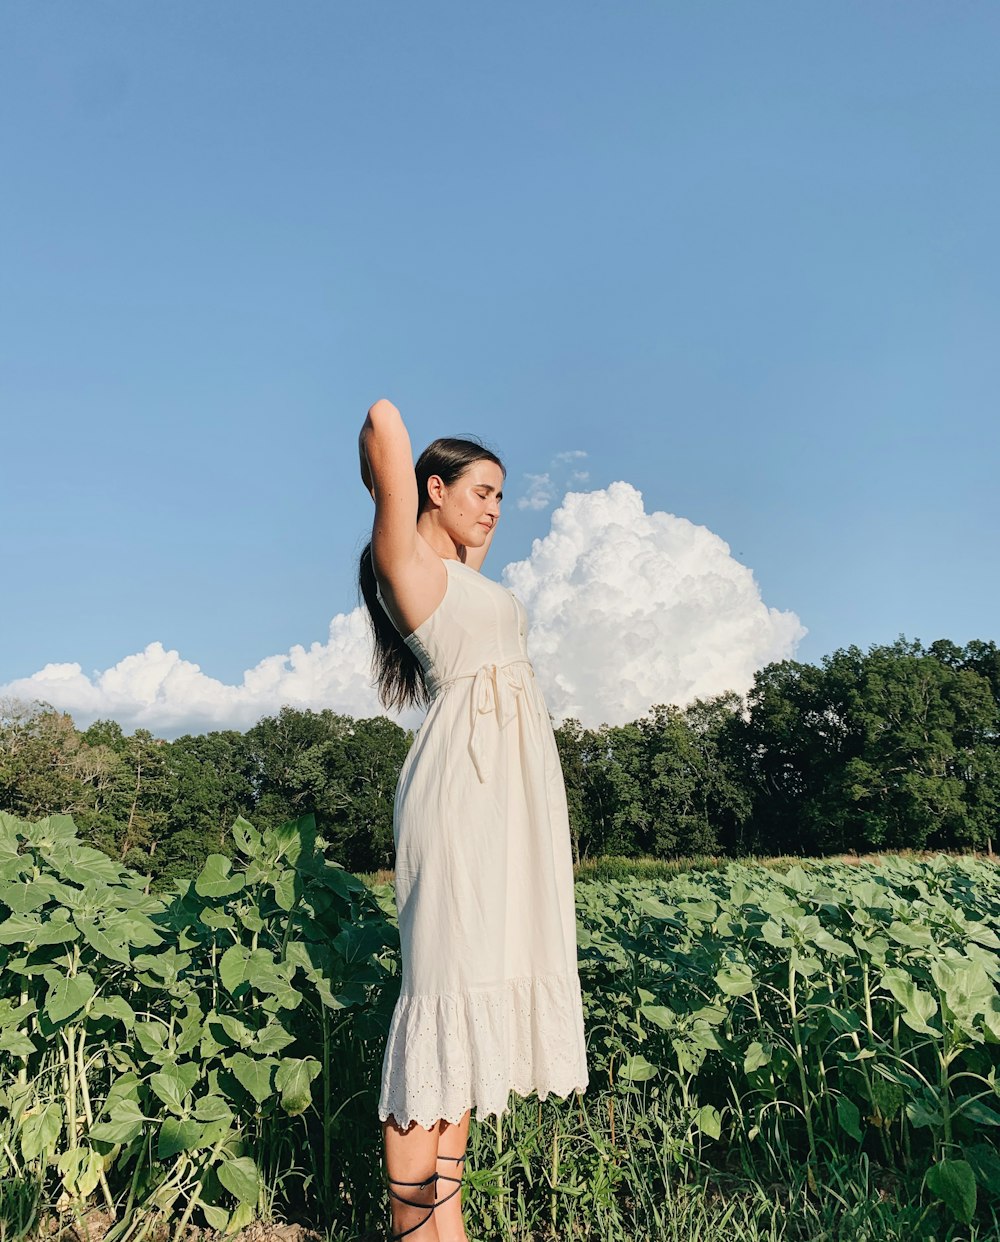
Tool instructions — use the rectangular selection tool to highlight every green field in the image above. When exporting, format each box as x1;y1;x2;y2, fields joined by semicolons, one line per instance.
3;810;1000;1241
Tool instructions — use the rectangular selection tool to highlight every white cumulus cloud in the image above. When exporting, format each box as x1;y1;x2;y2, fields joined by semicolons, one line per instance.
0;611;392;740
516;472;555;511
516;449;590;511
501;481;806;727
1;481;805;737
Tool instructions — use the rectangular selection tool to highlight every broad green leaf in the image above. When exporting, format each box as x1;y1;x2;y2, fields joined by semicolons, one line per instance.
260;978;303;1011
193;1094;233;1124
0;1028;36;1056
134;1022;168;1056
20;1102;62;1161
907;1097;945;1129
881;968;940;1036
694;1104;721;1140
926;1159;976;1225
36;813;81;846
782;865;814;896
218;945;254;994
0;911;79;947
199;906;236;930
132;945;192;985
254;1022;297;1055
315;862;365;900
984;998;1000;1043
89;1099;146;1146
688;1021;723;1053
618;1053;657;1082
0;880;52;914
201;1203;229;1232
44;971;96;1023
150;1067;194;1115
105;910;163;949
208;1011;256;1048
637;895;676;920
968;923;1000;950
195;855;246;899
76;917;133;965
956;1098;1000;1128
90;996;136;1028
57;843;125;886
931;957;998;1026
811;929;853;958
226;1199;256;1233
714;963;755;996
638;1004;674;1031
158;1117;205;1158
55;1147;103;1198
332;921;386;966
0;997;36;1028
227;1052;276;1103
743;1041;770;1073
103;1072;142;1114
825;1008;862;1035
760;920;790;948
967;1143;1000;1195
266;813;315;867
887;921;934;949
273;871;298;912
232;816;262;857
237;905;265;933
275;1057;321;1115
217;1155;262;1204
837;1096;863;1141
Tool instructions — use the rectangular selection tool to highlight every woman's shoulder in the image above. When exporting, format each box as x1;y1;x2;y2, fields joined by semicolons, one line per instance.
374;536;453;638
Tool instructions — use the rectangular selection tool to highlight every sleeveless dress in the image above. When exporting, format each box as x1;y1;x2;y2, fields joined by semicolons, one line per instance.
375;556;590;1131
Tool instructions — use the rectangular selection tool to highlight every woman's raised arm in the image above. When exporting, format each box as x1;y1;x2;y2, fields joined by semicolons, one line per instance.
359;399;420;580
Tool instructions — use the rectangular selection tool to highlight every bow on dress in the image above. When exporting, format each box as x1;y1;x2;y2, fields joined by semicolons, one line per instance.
434;658;533;784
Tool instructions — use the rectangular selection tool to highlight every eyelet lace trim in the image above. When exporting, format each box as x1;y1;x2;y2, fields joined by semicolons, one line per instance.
377;970;590;1132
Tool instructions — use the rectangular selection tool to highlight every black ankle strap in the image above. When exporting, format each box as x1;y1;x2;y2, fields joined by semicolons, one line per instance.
433;1153;465;1199
387;1171;437;1241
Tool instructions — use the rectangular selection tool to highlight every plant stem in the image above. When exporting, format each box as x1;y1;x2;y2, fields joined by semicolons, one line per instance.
787;959;818;1190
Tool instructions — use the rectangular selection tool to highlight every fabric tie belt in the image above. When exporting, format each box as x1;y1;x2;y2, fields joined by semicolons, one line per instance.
431;657;535;783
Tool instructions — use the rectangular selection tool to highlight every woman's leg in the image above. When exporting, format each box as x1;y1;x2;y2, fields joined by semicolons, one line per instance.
382;1114;441;1241
433;1108;471;1242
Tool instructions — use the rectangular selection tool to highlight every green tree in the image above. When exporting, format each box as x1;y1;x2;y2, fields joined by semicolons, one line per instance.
0;698;109;821
245;706;410;872
154;730;258;885
744;637;997;855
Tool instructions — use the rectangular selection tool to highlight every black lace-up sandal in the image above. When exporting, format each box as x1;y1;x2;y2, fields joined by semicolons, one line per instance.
386;1153;466;1239
386;1169;438;1241
435;1151;466;1202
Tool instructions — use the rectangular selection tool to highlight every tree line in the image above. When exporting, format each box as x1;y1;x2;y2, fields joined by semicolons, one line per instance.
1;635;996;888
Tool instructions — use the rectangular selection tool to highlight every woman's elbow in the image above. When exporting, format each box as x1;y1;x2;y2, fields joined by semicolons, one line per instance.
367;397;401;425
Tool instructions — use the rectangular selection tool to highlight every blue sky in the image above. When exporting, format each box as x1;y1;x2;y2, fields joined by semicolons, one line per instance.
2;2;997;735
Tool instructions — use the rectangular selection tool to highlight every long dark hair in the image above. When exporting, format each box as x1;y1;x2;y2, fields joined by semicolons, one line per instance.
359;436;506;713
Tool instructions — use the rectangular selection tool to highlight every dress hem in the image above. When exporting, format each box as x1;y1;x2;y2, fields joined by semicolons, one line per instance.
377;971;589;1134
378;1076;590;1133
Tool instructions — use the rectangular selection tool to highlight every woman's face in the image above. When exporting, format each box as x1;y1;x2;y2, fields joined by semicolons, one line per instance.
440;460;504;546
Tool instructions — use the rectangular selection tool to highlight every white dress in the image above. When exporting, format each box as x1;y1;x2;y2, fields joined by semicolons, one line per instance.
375;556;589;1131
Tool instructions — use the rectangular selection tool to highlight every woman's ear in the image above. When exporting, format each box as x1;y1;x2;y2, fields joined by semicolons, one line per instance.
425;473;445;508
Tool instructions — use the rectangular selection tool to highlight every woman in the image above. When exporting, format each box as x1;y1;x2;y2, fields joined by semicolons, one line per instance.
358;399;589;1242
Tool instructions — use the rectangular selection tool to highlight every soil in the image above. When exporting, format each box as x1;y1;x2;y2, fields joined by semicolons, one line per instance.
33;1209;328;1242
